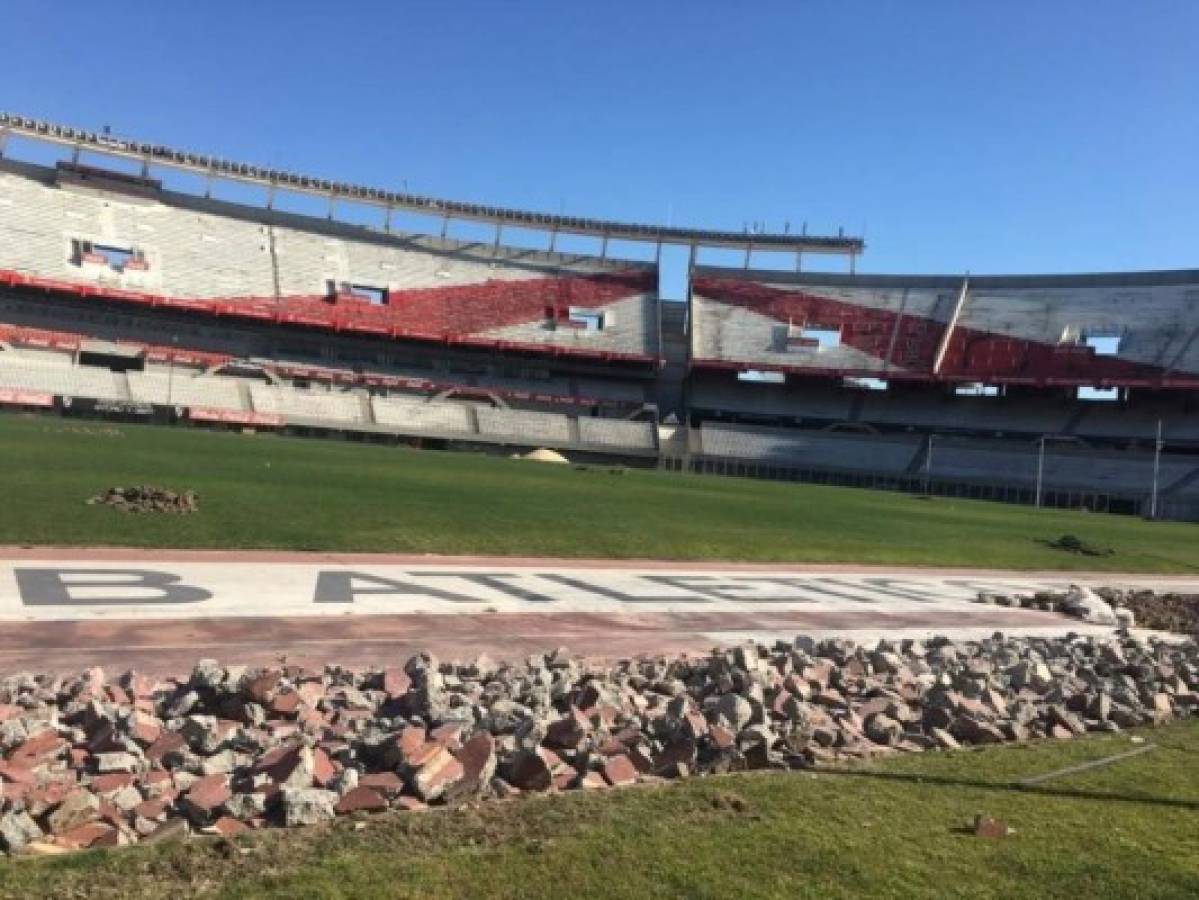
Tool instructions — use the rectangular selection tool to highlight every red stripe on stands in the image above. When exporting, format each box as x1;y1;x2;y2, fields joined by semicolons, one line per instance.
0;269;660;366
692;277;1199;389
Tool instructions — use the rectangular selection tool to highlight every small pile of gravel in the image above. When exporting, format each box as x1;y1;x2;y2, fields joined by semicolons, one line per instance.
1102;590;1199;637
86;486;198;514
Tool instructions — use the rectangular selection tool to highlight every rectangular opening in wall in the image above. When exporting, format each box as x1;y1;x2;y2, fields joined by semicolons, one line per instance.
348;284;388;306
272;189;336;219
788;325;841;350
335;200;383;229
746;250;794;272
800;328;839;347
955;383;1000;397
208;178;270;208
659;244;690;301
96;245;134;270
604;239;656;263
693;247;743;269
2;134;71;167
155;167;209;197
737;370;785;384
500;226;552;251
76;151;145;177
1078;386;1120;401
444;220;496;245
843;377;888;391
1085;334;1121;356
553;233;604;257
567;307;605;332
74;240;139;271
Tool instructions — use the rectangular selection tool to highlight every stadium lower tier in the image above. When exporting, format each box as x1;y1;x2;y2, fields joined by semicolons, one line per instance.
3;343;1197;519
684;422;1199;521
1;299;1198;520
688;371;1199;447
0;289;655;411
0;346;659;455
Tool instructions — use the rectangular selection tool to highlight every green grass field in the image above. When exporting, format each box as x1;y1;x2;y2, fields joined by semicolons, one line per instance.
0;412;1196;570
3;721;1196;899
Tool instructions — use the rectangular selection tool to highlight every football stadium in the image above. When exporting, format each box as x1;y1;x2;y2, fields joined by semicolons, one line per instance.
0;115;1197;521
0;109;1197;898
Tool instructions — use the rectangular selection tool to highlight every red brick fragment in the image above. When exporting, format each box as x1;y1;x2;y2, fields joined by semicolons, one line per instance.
181;774;231;822
382;667;411;698
312;747;337;788
128;712;163;746
601;754;639;786
430;722;465;750
134;798;170;821
0;760;37;785
335;786;387;814
106;684;130;705
209;816;249;837
56;822;119;849
145;732;186;764
91;773;136;794
269;689;302;717
453;732;497;792
10;729;65;764
251;744;313;788
359;772;404;798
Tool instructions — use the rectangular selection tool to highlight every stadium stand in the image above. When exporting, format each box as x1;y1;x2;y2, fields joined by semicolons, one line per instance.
699;423;922;473
0;352;127;401
249;384;363;423
856;392;1077;436
370;396;475;435
1071;401;1199;443
688;374;856;422
1;116;1196;518
689;420;1199;518
0;167;661;364
691;268;1199;387
127;370;245;411
577;417;657;450
476;407;573;444
925;441;1190;493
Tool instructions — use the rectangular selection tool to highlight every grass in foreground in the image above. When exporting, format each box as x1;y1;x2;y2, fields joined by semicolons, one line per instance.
0;412;1196;571
3;721;1197;899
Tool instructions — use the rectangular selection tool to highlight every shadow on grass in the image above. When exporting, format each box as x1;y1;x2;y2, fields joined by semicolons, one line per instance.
1023;535;1199;573
812;767;1199;811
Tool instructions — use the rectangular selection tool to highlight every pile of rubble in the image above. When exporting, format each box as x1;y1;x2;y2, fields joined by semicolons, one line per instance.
86;486;198;514
2;633;1196;856
1099;589;1199;637
973;584;1134;628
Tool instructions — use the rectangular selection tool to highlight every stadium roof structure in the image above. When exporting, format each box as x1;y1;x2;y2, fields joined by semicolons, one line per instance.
0;113;865;267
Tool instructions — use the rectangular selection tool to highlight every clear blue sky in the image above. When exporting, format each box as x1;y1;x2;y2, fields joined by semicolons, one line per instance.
1;0;1195;295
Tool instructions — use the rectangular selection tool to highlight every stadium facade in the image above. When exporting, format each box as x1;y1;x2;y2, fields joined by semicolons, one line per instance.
1;114;1197;521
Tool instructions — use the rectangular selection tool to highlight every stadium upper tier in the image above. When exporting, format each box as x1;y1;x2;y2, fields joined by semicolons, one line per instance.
0;162;659;363
0;113;862;257
692;268;1199;388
